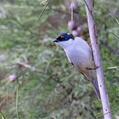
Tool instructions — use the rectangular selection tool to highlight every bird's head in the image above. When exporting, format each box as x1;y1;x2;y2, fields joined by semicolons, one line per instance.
54;32;74;48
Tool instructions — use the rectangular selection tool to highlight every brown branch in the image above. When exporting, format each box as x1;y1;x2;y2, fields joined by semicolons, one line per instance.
84;0;112;119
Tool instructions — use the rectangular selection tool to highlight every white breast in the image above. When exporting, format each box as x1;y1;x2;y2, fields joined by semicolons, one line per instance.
64;37;93;68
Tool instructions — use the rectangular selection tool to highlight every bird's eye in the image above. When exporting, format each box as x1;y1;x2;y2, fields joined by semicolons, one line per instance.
58;35;64;41
60;35;64;38
56;35;65;42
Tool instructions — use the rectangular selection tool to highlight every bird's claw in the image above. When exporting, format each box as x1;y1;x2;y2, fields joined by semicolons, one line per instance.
86;66;99;70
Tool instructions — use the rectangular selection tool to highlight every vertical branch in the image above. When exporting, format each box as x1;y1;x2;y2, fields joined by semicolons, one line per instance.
84;0;112;119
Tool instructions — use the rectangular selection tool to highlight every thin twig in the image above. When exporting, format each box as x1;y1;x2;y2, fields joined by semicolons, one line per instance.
37;1;49;21
0;112;6;119
107;66;119;70
16;84;20;119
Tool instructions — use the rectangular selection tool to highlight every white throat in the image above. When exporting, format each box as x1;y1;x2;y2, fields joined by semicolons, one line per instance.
56;38;74;49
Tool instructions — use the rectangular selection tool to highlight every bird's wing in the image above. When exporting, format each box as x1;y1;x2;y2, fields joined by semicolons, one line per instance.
75;37;91;51
64;49;72;64
75;37;96;68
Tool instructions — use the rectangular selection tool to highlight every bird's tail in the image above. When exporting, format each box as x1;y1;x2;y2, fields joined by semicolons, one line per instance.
80;68;100;99
91;79;100;100
85;69;100;99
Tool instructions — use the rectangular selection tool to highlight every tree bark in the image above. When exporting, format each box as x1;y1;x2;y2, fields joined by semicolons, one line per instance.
84;0;112;119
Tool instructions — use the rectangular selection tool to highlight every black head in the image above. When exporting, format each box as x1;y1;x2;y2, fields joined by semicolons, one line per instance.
54;33;74;42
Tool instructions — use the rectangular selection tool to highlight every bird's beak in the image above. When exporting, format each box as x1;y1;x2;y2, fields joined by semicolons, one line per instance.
53;39;58;42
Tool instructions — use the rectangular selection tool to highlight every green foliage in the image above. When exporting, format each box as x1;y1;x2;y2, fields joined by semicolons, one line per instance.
0;0;119;119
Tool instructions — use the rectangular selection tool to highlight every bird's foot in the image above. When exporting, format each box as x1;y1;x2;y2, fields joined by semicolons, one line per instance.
86;66;99;70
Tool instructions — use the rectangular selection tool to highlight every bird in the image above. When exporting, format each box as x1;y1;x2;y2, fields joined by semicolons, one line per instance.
54;32;100;99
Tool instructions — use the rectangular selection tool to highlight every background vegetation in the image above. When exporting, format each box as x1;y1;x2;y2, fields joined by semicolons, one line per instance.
0;0;119;119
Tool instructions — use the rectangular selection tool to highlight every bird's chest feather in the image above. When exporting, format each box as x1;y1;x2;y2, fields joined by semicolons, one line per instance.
65;45;91;68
